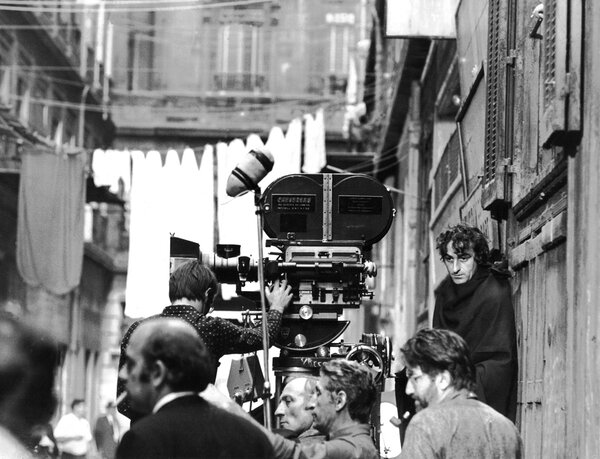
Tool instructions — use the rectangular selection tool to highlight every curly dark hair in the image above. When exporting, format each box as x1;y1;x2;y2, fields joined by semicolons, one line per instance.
401;328;476;392
436;223;490;266
320;359;377;424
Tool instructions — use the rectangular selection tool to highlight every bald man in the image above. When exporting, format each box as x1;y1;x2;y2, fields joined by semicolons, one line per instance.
275;377;324;443
116;317;274;459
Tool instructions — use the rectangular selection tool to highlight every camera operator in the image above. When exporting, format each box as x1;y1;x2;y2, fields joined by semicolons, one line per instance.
117;259;293;421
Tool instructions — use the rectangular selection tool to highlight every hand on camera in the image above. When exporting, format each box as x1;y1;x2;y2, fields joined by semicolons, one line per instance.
266;279;293;313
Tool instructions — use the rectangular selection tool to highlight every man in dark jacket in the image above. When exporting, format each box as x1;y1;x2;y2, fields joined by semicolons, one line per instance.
93;402;120;459
116;317;274;459
433;223;518;420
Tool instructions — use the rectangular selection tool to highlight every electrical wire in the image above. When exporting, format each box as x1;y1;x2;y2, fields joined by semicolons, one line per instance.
5;0;223;5
0;0;273;13
0;74;390;116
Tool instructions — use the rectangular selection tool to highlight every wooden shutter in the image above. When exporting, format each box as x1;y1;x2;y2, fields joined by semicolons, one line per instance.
482;0;514;218
539;0;582;148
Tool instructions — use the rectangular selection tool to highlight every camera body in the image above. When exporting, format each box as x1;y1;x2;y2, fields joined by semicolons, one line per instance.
170;173;395;382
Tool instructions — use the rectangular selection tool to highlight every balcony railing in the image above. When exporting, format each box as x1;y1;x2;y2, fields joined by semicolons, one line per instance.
307;74;348;96
213;73;267;92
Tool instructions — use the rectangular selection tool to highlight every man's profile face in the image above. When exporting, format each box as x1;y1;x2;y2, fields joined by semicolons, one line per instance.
275;378;314;435
405;366;440;411
307;376;337;434
118;328;156;415
442;242;477;284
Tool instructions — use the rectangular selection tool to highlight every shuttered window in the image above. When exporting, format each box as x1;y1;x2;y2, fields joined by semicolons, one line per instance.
539;0;582;148
483;0;506;186
482;0;516;218
542;0;557;113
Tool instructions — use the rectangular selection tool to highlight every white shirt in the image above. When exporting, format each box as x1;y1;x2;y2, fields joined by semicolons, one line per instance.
54;412;92;455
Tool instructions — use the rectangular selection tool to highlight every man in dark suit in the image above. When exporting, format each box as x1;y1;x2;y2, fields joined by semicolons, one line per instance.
94;402;119;459
115;317;274;459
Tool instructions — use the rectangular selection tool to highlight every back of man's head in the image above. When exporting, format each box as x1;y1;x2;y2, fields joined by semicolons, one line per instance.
320;360;376;424
0;314;58;441
169;260;218;308
401;328;476;392
137;317;215;393
436;223;490;265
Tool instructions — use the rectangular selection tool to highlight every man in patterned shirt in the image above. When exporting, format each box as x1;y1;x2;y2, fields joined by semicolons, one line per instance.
117;260;293;421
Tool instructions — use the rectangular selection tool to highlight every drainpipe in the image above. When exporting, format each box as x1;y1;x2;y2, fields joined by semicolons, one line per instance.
79;84;90;148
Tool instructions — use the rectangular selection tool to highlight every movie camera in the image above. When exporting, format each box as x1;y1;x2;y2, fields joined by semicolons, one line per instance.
171;172;395;389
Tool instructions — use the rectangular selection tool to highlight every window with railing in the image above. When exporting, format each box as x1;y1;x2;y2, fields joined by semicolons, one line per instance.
130;31;154;91
214;21;266;92
213;73;266;92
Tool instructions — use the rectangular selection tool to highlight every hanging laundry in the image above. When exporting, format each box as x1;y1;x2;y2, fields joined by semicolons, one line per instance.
197;145;215;252
92;149;132;195
285;118;302;174
125;150;170;318
17;147;85;295
302;108;326;173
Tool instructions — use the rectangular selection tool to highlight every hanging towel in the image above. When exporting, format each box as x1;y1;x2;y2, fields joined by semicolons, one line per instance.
16;148;85;295
301;110;327;173
92;149;132;195
246;133;264;152
261;126;286;190
285;118;302;174
125;150;169;318
196;145;215;251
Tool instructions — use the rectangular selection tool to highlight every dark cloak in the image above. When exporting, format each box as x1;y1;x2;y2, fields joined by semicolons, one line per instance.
433;265;518;421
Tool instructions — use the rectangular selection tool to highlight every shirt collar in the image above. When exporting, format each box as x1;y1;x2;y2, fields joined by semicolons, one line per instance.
439;388;477;404
152;391;198;414
328;423;370;440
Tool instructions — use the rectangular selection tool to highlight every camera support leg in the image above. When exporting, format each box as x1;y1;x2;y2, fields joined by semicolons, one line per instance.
254;189;272;430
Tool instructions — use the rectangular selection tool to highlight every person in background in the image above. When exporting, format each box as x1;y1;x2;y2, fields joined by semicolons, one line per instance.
116;317;274;459
0;313;59;459
93;402;120;459
117;260;293;421
30;423;59;459
399;328;521;458
274;376;324;443
433;223;518;420
54;399;93;459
